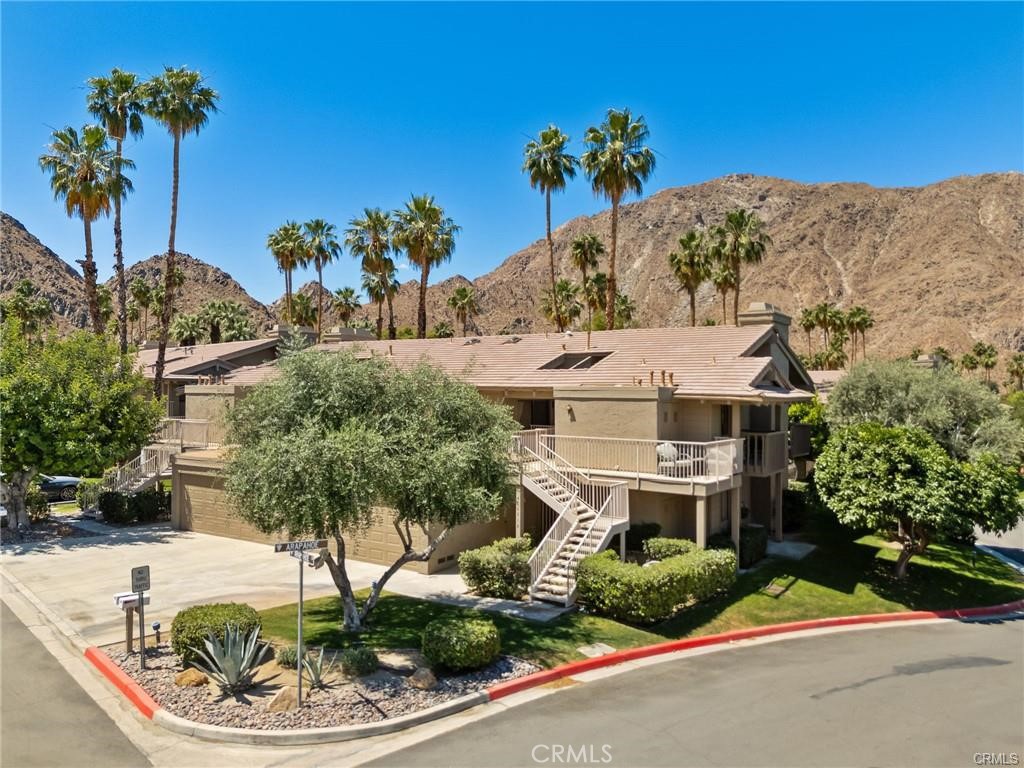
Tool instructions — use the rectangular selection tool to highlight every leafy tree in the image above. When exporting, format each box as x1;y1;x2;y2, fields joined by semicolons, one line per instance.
826;359;1024;462
39;124;130;335
87;68;146;353
224;350;517;630
540;279;581;331
0;280;53;339
0;319;162;530
788;395;829;458
345;208;397;339
392;195;460;339
447;285;479;337
126;299;140;342
170;313;204;345
581;272;608;343
151;267;186;324
145;66;218;396
303;219;342;341
267;221;307;324
930;346;953;367
1006;391;1024;432
221;312;256;342
581;108;655;329
331;287;361;328
669;230;711;327
570;234;605;344
721;209;772;325
523;125;577;329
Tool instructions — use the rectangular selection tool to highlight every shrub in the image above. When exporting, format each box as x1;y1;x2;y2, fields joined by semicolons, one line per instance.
76;479;102;512
276;645;298;667
421;616;501;671
708;525;768;568
643;537;697;561
127;486;168;523
339;647;378;677
576;548;737;624
458;535;531;599
303;647;338;688
98;490;133;525
191;624;270;694
26;484;49;522
171;603;261;666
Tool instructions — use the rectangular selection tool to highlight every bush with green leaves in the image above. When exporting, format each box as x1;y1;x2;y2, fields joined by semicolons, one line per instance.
421;616;501;671
707;525;768;568
339;647;378;677
191;624;270;694
75;479;102;511
577;548;737;624
25;484;49;522
458;535;532;599
642;537;697;561
127;486;168;523
171;603;261;666
788;395;829;458
275;645;298;667
98;490;133;524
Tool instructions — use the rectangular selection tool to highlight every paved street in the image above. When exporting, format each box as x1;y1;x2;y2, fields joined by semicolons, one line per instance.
0;602;149;768
372;619;1024;768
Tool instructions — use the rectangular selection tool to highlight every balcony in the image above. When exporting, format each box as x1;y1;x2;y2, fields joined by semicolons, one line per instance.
741;431;788;476
154;418;213;450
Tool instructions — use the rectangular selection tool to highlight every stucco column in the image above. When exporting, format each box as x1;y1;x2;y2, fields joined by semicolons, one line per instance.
730;490;741;566
696;497;707;548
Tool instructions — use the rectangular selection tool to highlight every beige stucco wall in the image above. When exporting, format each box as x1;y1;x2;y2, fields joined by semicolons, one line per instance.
183;385;248;445
553;388;666;441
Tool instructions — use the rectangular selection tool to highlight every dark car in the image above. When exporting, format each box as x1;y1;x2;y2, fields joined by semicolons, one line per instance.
36;474;82;502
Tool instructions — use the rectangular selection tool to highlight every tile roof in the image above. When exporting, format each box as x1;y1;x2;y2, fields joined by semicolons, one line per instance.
136;338;278;378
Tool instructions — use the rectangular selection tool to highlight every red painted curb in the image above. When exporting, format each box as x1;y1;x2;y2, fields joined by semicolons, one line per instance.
84;647;159;719
487;598;1024;701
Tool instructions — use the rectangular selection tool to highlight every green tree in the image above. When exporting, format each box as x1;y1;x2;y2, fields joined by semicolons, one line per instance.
931;346;953;367
151;267;186;326
361;269;395;340
392;195;460;339
130;277;152;341
221;312;256;342
788;395;829;458
345;208;397;339
523;125;578;329
0;318;162;530
0;280;53;339
540;279;582;331
430;321;455;339
959;352;978;376
223;350;517;630
39;124;129;335
200;300;249;343
720;209;772;325
145;66;219;396
290;293;317;328
447;285;479;337
614;291;636;328
798;308;816;356
972;341;998;384
303;219;342;341
331;287;361;328
669;230;711;327
126;299;140;343
267;221;307;324
570;234;605;344
87;68;146;354
96;285;114;329
170;313;204;345
581;108;655;329
1008;353;1024;391
710;260;737;326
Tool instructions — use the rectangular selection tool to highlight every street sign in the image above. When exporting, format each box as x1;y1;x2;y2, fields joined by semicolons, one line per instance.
274;539;327;553
131;565;150;593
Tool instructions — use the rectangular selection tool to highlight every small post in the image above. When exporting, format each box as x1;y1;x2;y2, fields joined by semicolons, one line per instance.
297;555;304;707
125;606;135;653
138;590;146;670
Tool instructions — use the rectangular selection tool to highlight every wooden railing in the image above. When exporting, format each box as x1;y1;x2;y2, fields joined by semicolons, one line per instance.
741;431;788;475
540;434;741;481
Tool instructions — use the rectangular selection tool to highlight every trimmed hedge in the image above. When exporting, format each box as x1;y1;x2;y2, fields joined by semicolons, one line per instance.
128;486;169;523
26;484;49;522
171;603;261;666
643;537;698;561
576;548;737;624
340;647;379;676
708;525;768;568
421;616;501;671
458;535;532;599
98;490;133;524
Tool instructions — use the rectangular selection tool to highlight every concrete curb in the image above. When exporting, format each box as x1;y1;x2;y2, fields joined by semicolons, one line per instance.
84;647;159;719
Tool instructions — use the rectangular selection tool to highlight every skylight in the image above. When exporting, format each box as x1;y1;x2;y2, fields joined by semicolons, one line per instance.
539;351;613;370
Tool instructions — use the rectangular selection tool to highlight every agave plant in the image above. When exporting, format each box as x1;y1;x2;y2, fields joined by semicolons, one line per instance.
301;646;338;690
191;624;270;694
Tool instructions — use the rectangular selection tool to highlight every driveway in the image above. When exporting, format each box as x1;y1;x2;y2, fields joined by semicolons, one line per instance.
0;524;465;646
371;618;1024;767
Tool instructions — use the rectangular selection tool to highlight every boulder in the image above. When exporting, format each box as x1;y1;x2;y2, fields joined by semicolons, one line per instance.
407;667;437;691
174;668;208;687
377;649;429;675
267;686;299;712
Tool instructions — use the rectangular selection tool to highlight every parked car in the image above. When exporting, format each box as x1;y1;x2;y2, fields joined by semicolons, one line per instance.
36;474;82;502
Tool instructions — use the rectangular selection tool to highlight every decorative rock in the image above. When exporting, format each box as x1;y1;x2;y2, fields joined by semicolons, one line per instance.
407;667;437;691
174;668;209;687
267;686;299;712
378;649;429;675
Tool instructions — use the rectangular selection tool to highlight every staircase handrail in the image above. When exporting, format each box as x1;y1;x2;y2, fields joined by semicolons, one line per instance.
521;444;580;498
536;438;593;481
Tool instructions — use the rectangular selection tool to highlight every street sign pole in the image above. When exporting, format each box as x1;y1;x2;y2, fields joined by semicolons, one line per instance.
297;554;304;707
138;588;146;670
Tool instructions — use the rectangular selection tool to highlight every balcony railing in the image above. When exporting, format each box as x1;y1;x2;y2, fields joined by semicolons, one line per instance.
741;431;788;475
155;418;211;449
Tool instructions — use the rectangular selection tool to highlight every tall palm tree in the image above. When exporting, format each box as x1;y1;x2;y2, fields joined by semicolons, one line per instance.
571;234;605;341
581;272;609;343
857;306;874;358
169;313;204;346
614;291;636;328
331;287;361;328
523;125;578;329
581;108;655;329
812;302;834;348
1007;353;1024;390
361;269;389;339
290;293;317;328
96;285;115;329
959;352;979;376
721;209;772;324
87;68;146;353
303;219;341;341
392;194;460;338
447;285;479;337
710;262;737;326
267;221;307;323
145;66;219;395
130;277;152;341
200;299;246;344
798;308;817;356
1;280;54;340
540;279;582;330
973;341;998;383
345;208;397;339
39;125;129;335
126;299;140;343
669;230;711;327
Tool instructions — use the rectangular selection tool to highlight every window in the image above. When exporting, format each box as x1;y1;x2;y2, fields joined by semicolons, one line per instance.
539;351;612;370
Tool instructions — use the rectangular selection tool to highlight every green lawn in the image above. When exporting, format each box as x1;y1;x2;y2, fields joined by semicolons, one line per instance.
259;501;1024;668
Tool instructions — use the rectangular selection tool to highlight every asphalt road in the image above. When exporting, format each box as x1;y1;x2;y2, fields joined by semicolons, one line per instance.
0;602;149;768
372;618;1024;768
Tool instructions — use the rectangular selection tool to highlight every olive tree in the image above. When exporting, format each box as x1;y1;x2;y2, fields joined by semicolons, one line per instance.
816;424;1022;579
0;319;163;530
223;349;518;631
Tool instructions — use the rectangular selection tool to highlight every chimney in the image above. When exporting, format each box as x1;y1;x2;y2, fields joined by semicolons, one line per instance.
736;302;791;344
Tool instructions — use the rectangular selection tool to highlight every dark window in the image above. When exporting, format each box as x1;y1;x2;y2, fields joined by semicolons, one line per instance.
530;400;554;427
720;405;732;437
539;351;612;370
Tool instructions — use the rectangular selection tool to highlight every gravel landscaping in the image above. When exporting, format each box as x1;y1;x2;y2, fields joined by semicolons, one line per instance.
106;644;538;730
0;517;100;545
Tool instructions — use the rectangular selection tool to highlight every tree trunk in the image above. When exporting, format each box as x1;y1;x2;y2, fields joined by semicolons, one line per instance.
806;329;812;355
721;292;727;325
114;138;128;353
7;470;34;532
732;257;741;325
417;260;429;339
81;218;103;335
689;287;696;327
385;290;396;340
546;189;561;332
375;300;383;340
606;197;619;330
315;261;324;342
894;546;914;580
285;270;292;325
461;313;467;337
359;524;452;621
323;532;362;631
142;306;148;343
154;132;181;397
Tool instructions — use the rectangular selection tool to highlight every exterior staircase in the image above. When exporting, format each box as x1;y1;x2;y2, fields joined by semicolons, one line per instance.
516;435;629;606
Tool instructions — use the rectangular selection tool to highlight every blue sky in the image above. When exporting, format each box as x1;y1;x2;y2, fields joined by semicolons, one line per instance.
3;2;1021;304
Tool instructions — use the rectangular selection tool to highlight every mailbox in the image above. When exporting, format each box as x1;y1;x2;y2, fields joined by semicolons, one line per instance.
113;591;150;610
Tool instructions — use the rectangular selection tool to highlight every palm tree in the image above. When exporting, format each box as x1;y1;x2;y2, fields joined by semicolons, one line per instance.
267;221;307;323
959;352;979;376
332;287;361;328
170;313;204;346
200;300;247;344
96;285;115;329
1;280;53;339
126;300;140;343
540;279;582;330
523;125;578;329
710;261;737;325
581;109;655;329
973;341;998;383
720;209;772;324
582;272;609;328
151;268;186;326
614;291;636;328
39;125;128;334
858;307;874;358
431;321;455;339
130;277;152;341
290;293;317;328
1007;353;1024;390
812;302;835;348
303;219;342;341
345;208;397;339
669;230;711;327
392;195;460;338
798;308;816;355
447;285;479;337
569;234;604;334
145;66;218;395
87;68;146;353
222;313;256;342
361;270;388;339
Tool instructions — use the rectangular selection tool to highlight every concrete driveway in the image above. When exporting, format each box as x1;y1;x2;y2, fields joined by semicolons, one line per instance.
0;524;464;646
